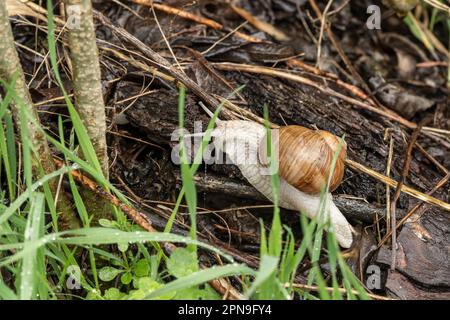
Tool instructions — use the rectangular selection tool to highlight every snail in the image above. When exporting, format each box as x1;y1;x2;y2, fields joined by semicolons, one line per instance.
198;104;354;248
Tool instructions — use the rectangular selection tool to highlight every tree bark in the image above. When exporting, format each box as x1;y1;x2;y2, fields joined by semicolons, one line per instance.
64;0;111;221
64;0;108;174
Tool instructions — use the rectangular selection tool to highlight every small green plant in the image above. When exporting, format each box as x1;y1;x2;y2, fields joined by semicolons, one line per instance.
89;247;220;300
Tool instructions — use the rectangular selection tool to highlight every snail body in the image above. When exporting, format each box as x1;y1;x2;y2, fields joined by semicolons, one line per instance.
212;120;353;248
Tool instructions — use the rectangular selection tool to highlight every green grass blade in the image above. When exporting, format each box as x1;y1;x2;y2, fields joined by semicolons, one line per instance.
262;105;282;258
0;165;75;225
0;277;17;300
177;85;197;252
19;192;45;300
0;116;14;199
5;113;17;197
244;255;278;299
326;230;343;300
163;85;245;235
0;228;233;267
146;264;255;300
18;105;33;190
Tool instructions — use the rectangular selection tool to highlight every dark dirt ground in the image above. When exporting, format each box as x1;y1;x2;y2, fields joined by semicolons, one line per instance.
13;0;450;299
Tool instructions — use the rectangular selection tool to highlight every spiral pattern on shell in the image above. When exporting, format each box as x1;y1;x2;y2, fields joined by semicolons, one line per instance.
259;125;346;194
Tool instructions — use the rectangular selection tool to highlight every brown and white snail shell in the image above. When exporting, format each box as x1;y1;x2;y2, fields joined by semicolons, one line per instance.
258;125;347;195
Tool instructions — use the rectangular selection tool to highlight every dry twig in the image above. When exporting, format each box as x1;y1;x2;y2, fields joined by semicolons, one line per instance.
388;124;423;270
229;4;289;41
132;0;261;43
